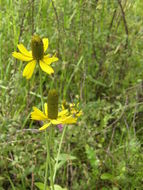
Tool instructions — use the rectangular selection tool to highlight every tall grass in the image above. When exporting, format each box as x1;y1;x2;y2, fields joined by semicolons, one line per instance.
0;0;143;189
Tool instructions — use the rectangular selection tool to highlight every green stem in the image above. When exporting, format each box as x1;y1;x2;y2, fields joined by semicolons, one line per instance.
48;128;55;190
38;63;54;189
53;125;67;183
44;130;55;190
39;64;44;110
44;131;49;190
38;64;48;189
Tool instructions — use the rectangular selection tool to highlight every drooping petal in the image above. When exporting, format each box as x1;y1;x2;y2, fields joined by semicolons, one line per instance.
42;38;49;52
51;119;61;125
44;54;50;58
43;55;59;65
31;114;46;121
43;56;53;65
49;56;59;62
39;122;51;130
58;109;68;117
61;115;77;124
62;104;64;110
39;60;54;75
31;106;47;121
44;103;48;116
23;60;36;79
12;52;33;61
17;44;32;57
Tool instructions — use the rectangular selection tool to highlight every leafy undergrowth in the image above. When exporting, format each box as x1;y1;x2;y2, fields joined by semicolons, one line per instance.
0;0;143;189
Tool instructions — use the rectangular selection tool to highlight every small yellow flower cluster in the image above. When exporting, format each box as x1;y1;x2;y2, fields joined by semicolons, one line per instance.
12;35;82;130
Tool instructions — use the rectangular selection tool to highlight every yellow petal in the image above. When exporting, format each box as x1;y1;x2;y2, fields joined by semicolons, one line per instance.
12;52;33;61
31;114;45;121
50;56;59;62
42;38;49;52
58;109;68;117
43;55;59;65
23;60;36;79
43;56;52;65
61;116;77;124
44;54;50;58
69;103;75;107
44;103;48;116
51;119;61;125
39;60;54;75
76;111;82;117
39;122;51;130
17;44;32;57
31;106;47;120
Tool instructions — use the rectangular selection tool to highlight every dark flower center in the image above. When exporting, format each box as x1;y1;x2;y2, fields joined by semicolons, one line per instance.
31;35;44;60
48;89;58;119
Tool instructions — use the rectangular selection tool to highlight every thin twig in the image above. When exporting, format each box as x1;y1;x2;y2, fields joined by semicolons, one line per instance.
31;0;35;35
51;0;60;56
91;0;99;61
107;9;117;42
132;92;138;136
16;128;39;133
105;96;128;158
18;12;26;43
31;172;34;190
117;0;129;48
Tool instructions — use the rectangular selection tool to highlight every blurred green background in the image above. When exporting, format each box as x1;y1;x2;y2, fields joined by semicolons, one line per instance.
0;0;143;189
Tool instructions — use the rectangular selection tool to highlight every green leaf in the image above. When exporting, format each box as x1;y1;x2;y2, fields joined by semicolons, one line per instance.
101;173;115;181
54;184;67;190
35;182;50;190
85;144;100;169
87;75;107;87
35;183;67;190
56;153;77;171
57;153;77;161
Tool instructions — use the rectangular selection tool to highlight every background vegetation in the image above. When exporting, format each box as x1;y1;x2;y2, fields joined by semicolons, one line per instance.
0;0;143;189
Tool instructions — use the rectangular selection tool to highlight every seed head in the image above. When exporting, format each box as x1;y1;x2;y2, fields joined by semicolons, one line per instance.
48;89;59;119
31;35;44;60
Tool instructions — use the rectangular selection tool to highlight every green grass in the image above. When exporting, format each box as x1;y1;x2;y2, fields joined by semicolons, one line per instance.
0;0;143;189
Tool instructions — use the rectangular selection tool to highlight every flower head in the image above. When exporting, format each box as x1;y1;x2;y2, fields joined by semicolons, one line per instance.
31;35;44;60
12;35;58;79
31;89;79;131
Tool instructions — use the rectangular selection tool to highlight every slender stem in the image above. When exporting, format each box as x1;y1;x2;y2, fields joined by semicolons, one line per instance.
44;127;55;190
53;125;67;183
44;131;49;190
38;62;54;189
38;63;48;189
48;128;55;190
39;64;44;110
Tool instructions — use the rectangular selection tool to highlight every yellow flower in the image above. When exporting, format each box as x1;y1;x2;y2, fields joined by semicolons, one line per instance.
12;35;58;79
31;89;77;131
62;100;82;118
31;104;77;131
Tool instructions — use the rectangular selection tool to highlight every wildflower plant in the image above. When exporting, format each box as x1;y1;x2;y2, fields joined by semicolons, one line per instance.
12;35;58;79
31;90;78;131
12;35;82;190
